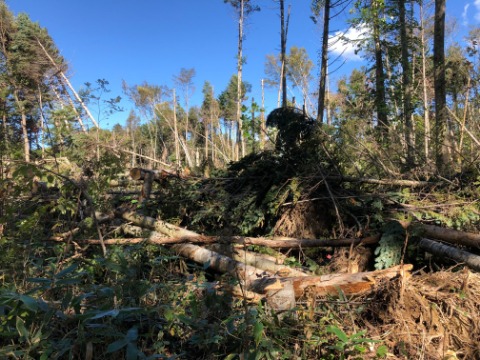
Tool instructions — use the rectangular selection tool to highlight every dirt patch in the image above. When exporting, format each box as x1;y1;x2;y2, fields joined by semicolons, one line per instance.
362;268;480;359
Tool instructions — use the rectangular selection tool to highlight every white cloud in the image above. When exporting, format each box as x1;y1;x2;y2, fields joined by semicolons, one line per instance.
475;0;480;21
462;4;470;25
328;24;369;62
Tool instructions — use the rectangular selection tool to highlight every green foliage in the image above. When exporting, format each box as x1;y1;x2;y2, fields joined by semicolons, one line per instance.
374;221;405;270
325;325;379;360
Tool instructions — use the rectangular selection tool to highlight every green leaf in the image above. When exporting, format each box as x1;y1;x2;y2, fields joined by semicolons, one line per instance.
326;325;348;343
126;343;139;360
55;263;79;278
126;327;138;342
16;317;29;339
19;295;39;312
376;344;388;357
253;321;264;347
106;338;128;353
89;309;120;319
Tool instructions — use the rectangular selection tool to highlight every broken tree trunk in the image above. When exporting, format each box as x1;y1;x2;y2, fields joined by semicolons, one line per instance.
419;238;480;271
250;264;413;298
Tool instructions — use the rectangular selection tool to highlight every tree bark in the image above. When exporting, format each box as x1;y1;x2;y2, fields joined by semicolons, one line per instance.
419;238;480;271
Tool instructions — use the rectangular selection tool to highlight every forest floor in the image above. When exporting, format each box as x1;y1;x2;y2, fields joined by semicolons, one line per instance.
2;154;480;359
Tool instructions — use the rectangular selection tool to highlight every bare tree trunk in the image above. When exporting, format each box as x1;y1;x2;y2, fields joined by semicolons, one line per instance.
260;79;266;150
38;86;45;159
420;1;431;161
317;0;330;123
434;0;447;173
236;0;245;159
399;0;415;168
13;91;30;162
173;89;181;167
280;0;288;108
372;0;388;133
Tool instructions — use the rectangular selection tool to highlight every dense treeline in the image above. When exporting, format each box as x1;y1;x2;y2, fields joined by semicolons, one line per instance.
0;0;478;179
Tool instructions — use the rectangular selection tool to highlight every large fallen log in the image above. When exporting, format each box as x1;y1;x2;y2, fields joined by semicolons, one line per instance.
172;243;411;297
419;238;480;271
252;264;413;301
401;221;480;249
421;224;480;249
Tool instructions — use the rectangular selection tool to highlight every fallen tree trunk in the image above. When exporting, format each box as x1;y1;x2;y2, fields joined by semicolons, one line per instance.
86;234;379;248
208;244;310;277
419;238;480;271
236;234;380;248
130;167;182;182
421;224;480;249
117;211;379;248
251;264;413;298
328;176;433;188
401;221;480;249
119;211;202;239
171;243;271;282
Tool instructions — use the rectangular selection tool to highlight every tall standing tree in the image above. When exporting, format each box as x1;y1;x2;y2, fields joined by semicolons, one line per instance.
1;10;61;162
312;0;331;123
279;0;289;108
286;46;314;114
224;0;259;160
173;67;196;142
398;0;415;168
371;0;388;134
201;81;219;162
433;0;446;173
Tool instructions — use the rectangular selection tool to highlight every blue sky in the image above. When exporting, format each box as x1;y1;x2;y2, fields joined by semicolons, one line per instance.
6;0;479;128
